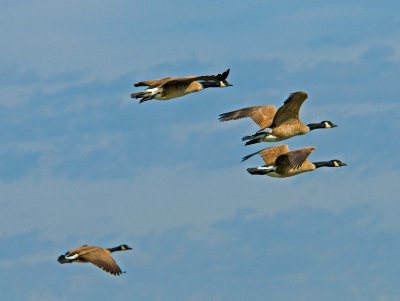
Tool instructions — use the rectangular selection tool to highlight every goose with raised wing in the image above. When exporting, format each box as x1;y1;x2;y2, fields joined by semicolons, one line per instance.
58;244;132;276
243;144;346;178
131;68;232;103
219;91;336;145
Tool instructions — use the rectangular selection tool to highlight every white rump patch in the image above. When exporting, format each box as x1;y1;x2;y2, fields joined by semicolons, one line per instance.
144;87;161;96
257;166;275;171
65;254;79;260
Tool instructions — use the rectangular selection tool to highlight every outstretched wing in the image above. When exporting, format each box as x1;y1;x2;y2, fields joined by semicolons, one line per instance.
275;147;315;172
134;77;175;87
242;144;289;165
79;249;123;276
157;68;230;87
65;245;91;256
133;69;230;88
219;105;277;129
272;91;308;127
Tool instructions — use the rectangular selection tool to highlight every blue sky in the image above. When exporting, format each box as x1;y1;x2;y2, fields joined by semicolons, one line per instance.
1;0;400;300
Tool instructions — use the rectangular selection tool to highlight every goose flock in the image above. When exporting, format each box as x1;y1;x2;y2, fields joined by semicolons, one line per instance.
58;68;346;275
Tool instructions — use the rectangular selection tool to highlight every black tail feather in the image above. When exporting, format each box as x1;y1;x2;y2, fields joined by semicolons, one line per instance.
130;92;154;103
130;92;146;99
57;255;71;263
57;255;73;264
245;139;262;146
242;135;253;141
242;132;267;145
247;167;272;175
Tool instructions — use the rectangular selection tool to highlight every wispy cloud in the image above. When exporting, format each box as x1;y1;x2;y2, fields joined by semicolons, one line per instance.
1;163;399;243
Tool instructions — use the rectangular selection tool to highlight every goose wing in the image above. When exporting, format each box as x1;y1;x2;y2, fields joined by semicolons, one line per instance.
78;248;124;276
219;105;277;129
134;77;175;87
156;68;230;87
62;245;92;257
242;144;289;165
133;69;230;88
272;91;308;127
275;147;315;172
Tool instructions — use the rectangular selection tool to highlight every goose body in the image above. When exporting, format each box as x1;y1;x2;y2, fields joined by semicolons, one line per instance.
131;69;232;103
219;91;337;145
243;144;347;178
58;244;132;276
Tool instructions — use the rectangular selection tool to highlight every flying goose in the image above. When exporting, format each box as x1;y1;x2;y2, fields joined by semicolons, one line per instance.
219;91;337;145
58;244;132;276
243;144;347;178
131;68;232;103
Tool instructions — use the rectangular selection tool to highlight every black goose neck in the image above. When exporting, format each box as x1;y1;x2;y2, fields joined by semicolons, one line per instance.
307;122;325;130
107;246;121;252
313;161;332;168
201;81;220;88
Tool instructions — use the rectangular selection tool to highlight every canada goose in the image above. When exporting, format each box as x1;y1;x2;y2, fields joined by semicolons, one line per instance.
219;91;337;145
243;144;347;178
58;244;132;276
131;68;232;103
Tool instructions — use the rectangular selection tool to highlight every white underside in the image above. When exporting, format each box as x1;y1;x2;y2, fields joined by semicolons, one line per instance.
147;87;187;100
145;87;177;100
262;133;298;142
267;169;309;178
262;135;286;142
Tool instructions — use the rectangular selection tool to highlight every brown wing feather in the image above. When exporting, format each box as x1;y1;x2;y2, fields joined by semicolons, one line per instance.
66;245;93;256
258;144;290;165
276;147;315;172
272;91;308;127
159;69;230;87
79;249;123;276
134;77;175;87
134;69;229;88
219;105;277;129
242;144;289;165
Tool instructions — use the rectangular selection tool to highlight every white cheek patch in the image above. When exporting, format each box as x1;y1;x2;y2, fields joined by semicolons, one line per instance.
324;122;331;128
333;161;339;167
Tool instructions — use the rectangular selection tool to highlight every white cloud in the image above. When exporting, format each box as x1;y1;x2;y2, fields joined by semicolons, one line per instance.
1;0;396;81
1;163;399;243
